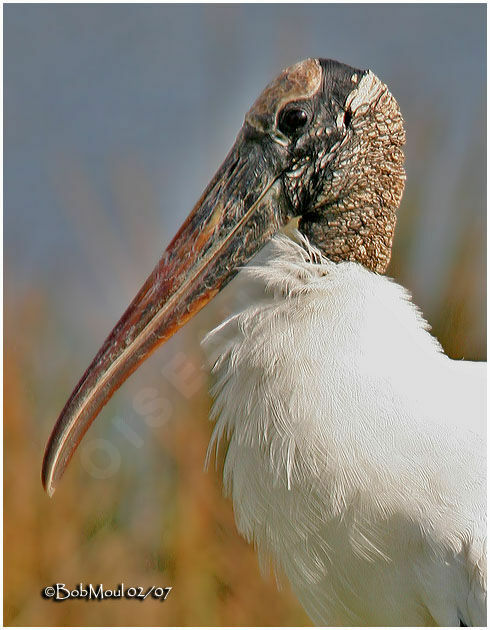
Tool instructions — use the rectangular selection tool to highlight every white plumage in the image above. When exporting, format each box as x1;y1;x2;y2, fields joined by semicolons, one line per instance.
203;233;486;626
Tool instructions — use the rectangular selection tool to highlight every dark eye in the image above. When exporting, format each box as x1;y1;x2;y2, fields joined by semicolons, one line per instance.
343;107;352;129
277;107;308;135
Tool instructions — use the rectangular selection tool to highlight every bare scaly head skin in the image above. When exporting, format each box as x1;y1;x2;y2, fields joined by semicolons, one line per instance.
253;59;406;273
297;66;406;273
42;58;406;493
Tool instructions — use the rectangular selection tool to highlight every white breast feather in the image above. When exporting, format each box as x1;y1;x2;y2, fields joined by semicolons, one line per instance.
202;233;486;626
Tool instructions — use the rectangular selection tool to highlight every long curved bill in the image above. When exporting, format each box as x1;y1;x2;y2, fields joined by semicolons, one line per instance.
42;130;291;496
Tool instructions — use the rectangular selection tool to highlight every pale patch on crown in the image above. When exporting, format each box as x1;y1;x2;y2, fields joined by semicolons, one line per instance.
345;70;386;115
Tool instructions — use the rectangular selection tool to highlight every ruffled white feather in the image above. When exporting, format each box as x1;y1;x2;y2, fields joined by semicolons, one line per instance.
202;233;486;626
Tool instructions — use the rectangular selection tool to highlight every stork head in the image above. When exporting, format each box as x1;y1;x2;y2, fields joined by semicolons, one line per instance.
42;58;406;495
244;58;405;272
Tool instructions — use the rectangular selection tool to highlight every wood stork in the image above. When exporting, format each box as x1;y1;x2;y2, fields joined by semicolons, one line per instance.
42;58;486;626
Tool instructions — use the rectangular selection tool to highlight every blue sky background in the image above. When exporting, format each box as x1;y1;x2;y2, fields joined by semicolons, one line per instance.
5;4;485;309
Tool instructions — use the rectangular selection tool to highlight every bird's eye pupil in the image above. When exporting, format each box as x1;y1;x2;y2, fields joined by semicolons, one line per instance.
344;108;352;129
278;107;308;135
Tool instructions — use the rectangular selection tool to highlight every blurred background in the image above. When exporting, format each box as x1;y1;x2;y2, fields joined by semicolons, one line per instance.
4;4;486;626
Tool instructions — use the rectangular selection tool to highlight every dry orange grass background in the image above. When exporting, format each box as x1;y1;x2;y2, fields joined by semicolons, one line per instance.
4;173;314;624
5;288;311;626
